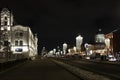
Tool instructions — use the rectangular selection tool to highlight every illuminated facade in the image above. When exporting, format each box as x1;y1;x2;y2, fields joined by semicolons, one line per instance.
11;25;38;58
93;29;106;55
105;33;113;54
101;29;120;55
95;33;105;49
63;43;67;55
105;30;120;55
76;35;83;52
0;8;38;59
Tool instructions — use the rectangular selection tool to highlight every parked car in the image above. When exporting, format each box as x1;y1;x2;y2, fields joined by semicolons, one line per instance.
85;56;90;59
108;55;117;62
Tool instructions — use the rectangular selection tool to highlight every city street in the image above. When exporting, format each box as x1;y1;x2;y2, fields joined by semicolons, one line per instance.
1;1;120;80
0;58;80;80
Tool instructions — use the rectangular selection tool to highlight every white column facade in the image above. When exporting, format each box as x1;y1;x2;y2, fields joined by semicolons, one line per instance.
76;35;83;51
63;43;67;54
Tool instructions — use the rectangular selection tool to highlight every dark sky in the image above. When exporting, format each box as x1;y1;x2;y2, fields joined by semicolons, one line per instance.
1;0;120;53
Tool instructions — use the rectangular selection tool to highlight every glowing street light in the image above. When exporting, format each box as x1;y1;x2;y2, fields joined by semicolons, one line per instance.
105;38;110;55
68;49;70;53
105;38;110;48
53;48;56;55
73;46;76;52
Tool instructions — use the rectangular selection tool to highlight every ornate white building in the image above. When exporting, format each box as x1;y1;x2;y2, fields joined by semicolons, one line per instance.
0;8;38;60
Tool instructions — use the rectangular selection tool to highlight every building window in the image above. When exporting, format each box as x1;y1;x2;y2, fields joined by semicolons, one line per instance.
15;32;23;38
20;40;23;46
15;48;23;52
4;21;7;25
5;16;7;20
15;32;19;37
15;40;18;46
20;32;23;37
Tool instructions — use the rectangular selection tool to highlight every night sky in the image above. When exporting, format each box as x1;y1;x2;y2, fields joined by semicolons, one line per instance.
0;0;120;53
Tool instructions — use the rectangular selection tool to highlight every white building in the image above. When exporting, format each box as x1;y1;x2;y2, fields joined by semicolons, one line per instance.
95;29;105;49
0;8;38;60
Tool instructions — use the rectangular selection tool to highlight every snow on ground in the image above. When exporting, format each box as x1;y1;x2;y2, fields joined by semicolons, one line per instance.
51;59;111;80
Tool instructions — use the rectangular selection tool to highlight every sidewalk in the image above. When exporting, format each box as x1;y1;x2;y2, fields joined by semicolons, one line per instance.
0;58;80;80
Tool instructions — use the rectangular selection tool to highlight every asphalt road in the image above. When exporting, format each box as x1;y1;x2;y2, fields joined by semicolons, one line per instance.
0;58;80;80
58;58;120;80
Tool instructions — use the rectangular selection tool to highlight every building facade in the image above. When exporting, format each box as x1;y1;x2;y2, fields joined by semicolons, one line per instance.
0;8;38;60
105;29;120;55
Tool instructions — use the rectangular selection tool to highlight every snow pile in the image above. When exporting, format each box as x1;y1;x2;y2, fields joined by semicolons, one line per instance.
52;59;111;80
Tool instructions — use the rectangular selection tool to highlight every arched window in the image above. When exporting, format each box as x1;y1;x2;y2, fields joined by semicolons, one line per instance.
15;31;23;38
4;16;7;20
15;32;19;37
20;32;23;37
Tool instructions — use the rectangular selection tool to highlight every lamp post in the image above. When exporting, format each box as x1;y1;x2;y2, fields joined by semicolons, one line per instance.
53;48;56;57
84;43;89;56
53;48;56;54
57;46;61;56
76;35;83;53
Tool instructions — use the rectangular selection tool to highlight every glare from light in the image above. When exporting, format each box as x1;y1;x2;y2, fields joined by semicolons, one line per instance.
68;49;70;53
76;35;83;50
11;46;28;54
1;27;4;30
73;46;76;52
105;38;110;48
7;27;10;30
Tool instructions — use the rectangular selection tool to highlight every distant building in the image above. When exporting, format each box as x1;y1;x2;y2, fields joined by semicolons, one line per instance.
11;25;38;58
95;29;105;49
0;8;38;60
76;35;83;52
105;32;113;54
105;29;120;55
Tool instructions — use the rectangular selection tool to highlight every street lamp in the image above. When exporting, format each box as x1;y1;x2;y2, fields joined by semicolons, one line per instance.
68;49;70;53
84;43;89;56
73;46;76;53
53;48;56;54
76;35;83;53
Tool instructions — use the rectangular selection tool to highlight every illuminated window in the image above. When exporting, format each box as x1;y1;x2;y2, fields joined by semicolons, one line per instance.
15;48;23;52
15;40;18;46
